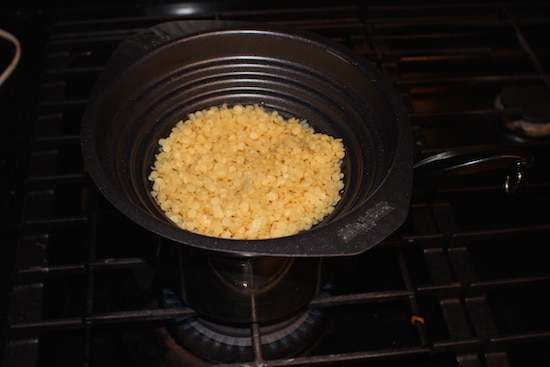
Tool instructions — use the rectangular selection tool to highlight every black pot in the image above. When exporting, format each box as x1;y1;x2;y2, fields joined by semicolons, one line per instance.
80;20;412;257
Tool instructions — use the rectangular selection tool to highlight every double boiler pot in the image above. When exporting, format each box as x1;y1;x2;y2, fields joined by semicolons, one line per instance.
81;20;412;324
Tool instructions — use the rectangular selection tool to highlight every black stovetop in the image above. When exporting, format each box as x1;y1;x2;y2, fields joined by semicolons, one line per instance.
2;1;550;366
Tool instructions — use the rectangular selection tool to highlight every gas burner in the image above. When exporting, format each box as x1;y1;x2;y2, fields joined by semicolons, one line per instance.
160;288;326;363
495;83;550;140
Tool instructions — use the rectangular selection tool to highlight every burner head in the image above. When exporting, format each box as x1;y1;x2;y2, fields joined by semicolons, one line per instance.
161;288;326;363
496;83;550;139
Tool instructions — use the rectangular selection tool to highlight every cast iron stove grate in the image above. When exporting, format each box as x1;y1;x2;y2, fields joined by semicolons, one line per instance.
4;2;550;366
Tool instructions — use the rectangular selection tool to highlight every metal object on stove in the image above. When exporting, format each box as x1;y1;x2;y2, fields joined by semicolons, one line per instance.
154;243;326;362
158;246;323;324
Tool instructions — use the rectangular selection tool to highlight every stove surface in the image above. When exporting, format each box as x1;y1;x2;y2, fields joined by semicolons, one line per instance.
2;1;550;366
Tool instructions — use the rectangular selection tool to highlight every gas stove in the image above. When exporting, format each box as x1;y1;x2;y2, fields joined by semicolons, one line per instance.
2;2;550;366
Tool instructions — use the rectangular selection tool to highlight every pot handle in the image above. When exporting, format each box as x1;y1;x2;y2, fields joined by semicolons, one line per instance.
413;147;534;194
